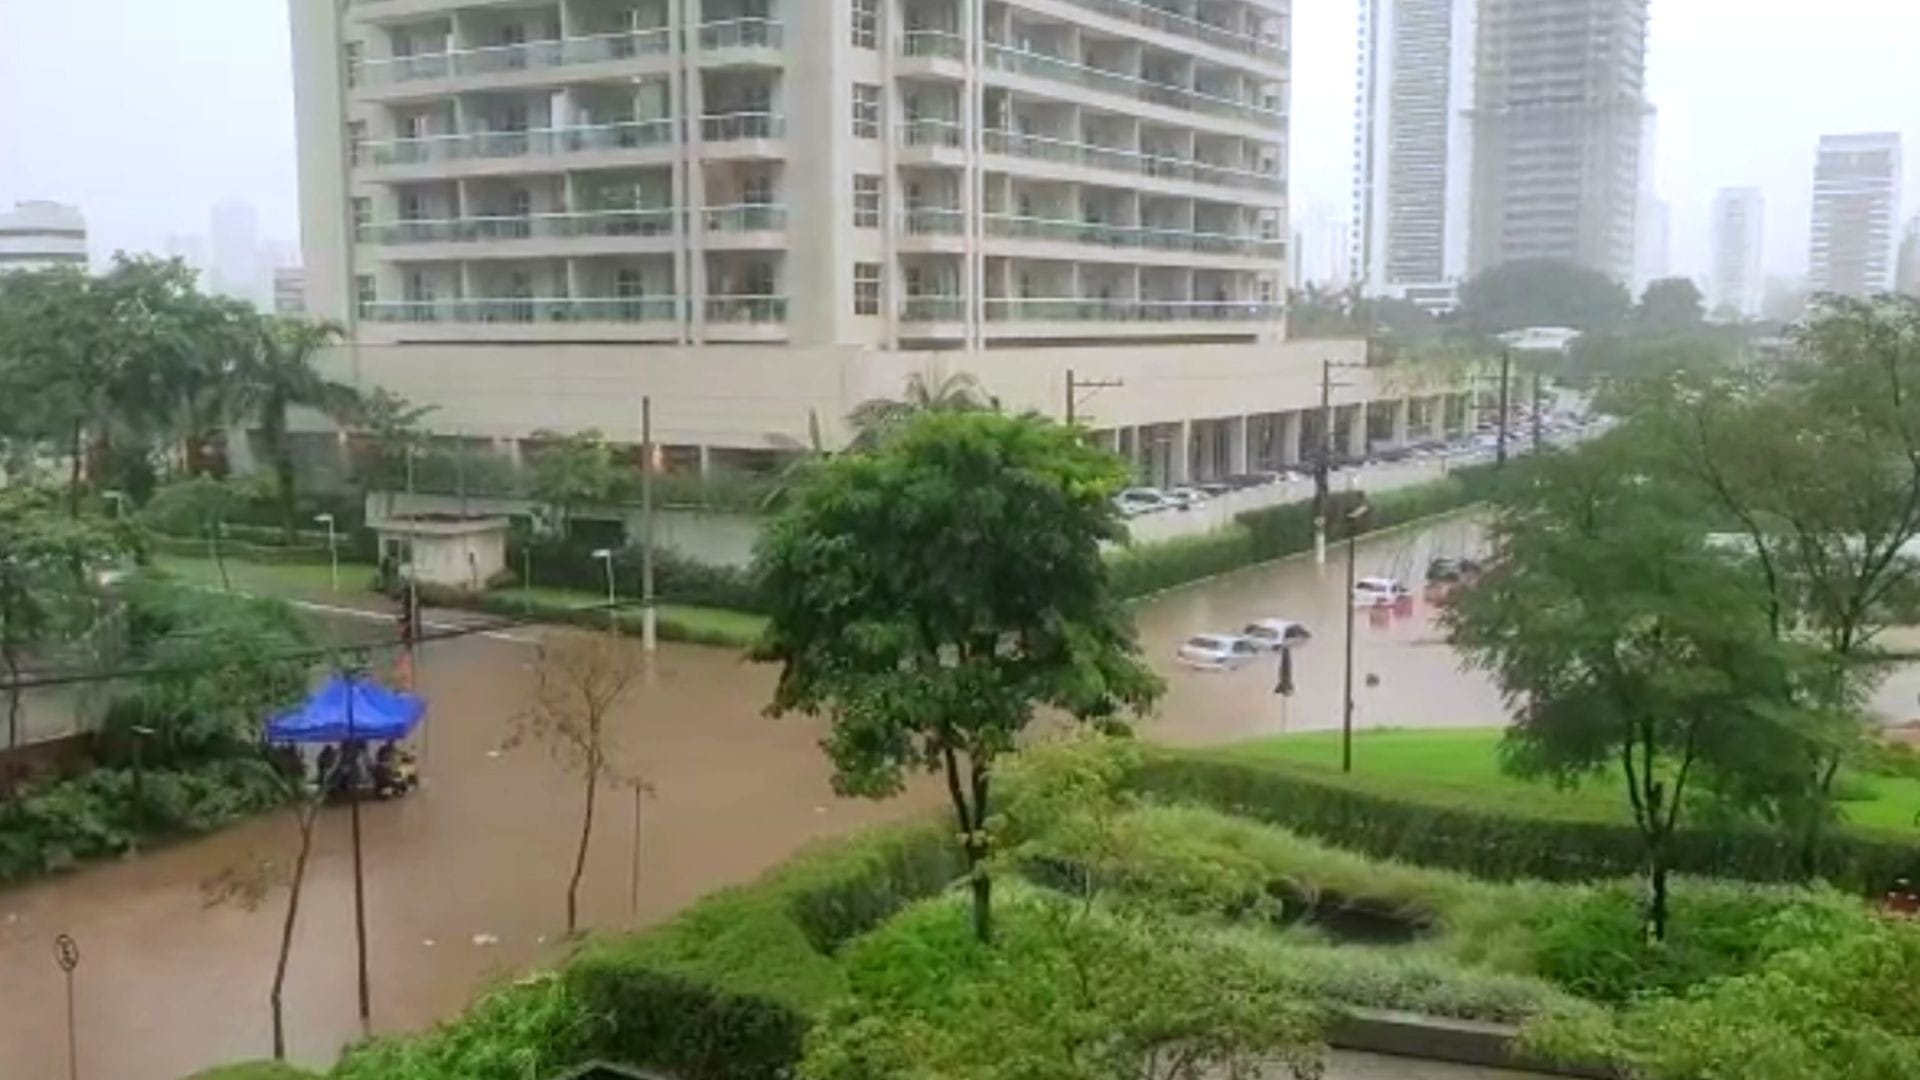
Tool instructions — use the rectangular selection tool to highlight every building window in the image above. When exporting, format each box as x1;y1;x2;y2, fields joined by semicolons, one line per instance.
350;197;372;239
852;0;878;48
852;83;881;139
355;275;376;317
347;121;367;165
343;42;362;88
854;263;882;316
854;175;882;228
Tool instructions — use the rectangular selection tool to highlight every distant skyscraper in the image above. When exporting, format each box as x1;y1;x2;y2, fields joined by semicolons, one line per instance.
274;267;309;316
1898;216;1920;299
1710;188;1766;318
1466;0;1650;282
1809;133;1903;297
210;199;264;304
1353;0;1474;299
0;201;88;273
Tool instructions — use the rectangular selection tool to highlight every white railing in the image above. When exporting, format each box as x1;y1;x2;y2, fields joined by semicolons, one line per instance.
901;30;965;60
701;111;785;141
898;118;965;149
982;128;1283;193
361;119;676;166
702;204;789;232
357;27;673;86
900;296;968;321
982;214;1285;257
704;295;788;323
697;18;784;50
360;208;677;245
363;297;677;323
983;43;1282;126
984;298;1283;322
1054;0;1287;62
902;207;966;235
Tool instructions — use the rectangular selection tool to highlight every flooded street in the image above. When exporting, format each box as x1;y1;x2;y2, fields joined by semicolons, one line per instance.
2;509;1914;1078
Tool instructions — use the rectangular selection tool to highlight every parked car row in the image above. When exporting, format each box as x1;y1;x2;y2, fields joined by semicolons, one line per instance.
1176;617;1312;670
1113;471;1306;518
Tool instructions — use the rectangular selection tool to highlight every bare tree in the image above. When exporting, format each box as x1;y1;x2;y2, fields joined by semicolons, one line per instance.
513;633;643;935
202;754;334;1061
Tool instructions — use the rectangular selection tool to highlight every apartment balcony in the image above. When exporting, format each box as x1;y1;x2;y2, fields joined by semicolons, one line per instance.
358;119;676;179
898;295;968;338
703;294;788;342
897;119;967;167
353;28;672;99
981;129;1284;199
982;44;1282;132
699;112;786;158
897;30;967;76
359;208;678;259
697;18;784;65
899;207;967;252
700;204;789;249
361;297;679;341
982;214;1285;264
1043;0;1288;67
983;297;1282;338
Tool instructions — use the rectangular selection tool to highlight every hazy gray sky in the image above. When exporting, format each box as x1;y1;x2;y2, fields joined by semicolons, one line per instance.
3;0;1917;282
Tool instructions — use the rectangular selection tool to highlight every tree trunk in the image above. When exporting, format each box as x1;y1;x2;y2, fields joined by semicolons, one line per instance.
942;748;994;944
568;765;599;936
3;641;20;751
1647;849;1671;943
67;420;84;518
969;867;993;944
272;807;321;1060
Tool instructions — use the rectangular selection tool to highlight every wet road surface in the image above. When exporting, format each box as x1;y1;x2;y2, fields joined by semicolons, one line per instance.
0;510;1908;1078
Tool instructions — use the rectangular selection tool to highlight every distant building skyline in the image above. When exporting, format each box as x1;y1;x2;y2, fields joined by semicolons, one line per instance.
1898;214;1920;298
1710;187;1766;317
1809;132;1903;297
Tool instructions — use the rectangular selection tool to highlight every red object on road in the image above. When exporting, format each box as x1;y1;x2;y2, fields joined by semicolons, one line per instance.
1393;594;1416;617
1368;604;1392;628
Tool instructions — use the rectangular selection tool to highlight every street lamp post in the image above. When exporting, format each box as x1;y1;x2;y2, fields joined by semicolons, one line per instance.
314;513;339;591
592;548;617;634
1342;498;1372;775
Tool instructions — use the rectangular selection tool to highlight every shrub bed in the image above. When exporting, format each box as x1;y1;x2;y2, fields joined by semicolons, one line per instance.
416;586;766;649
1130;748;1920;893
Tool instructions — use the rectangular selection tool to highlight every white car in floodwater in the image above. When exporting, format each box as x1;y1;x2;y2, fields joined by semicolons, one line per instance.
1176;633;1262;671
1352;576;1409;607
1241;619;1312;651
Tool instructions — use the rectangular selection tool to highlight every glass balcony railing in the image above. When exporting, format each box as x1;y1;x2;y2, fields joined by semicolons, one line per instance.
704;295;789;323
363;297;677;324
899;118;965;149
1054;0;1287;63
901;30;966;61
697;18;784;51
900;296;967;321
980;129;1284;193
362;119;676;167
357;28;673;87
983;298;1283;323
359;208;678;245
701;111;785;142
903;207;966;235
702;204;789;232
983;214;1285;258
982;44;1282;126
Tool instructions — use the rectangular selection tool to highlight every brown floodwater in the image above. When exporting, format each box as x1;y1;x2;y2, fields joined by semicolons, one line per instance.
0;512;1909;1078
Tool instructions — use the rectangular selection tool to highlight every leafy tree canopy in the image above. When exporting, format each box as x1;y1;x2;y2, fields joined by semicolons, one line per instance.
1460;260;1633;335
1638;277;1707;331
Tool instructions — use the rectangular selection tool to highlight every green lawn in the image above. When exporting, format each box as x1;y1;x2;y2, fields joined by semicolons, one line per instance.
1230;727;1920;835
154;553;373;601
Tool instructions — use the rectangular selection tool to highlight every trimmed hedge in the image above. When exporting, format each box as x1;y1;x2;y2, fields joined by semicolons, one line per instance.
1108;528;1256;599
510;538;770;614
415;585;764;649
183;1065;323;1080
1129;748;1920;894
328;821;964;1080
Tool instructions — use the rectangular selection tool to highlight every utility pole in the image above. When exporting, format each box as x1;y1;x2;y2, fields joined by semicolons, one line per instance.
1531;370;1545;455
343;666;371;1033
1064;369;1122;428
1315;359;1362;566
1495;349;1512;468
1342;495;1371;774
640;396;658;653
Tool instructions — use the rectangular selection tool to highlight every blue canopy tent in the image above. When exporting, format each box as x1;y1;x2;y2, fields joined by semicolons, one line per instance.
266;676;427;744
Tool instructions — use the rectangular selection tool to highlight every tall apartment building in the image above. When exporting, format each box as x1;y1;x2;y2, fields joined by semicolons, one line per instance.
1465;0;1649;283
1898;215;1920;299
0;201;88;273
292;0;1470;483
1709;187;1764;318
1809;133;1902;298
1352;0;1472;307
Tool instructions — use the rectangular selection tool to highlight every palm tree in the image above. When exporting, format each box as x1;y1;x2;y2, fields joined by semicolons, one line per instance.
845;371;997;450
232;317;358;542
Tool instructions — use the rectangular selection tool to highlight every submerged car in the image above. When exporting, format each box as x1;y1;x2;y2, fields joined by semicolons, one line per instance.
1176;634;1261;671
1240;619;1312;650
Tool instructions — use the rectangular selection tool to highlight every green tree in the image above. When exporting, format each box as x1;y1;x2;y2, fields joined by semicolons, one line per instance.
525;429;625;539
0;488;137;747
755;412;1162;942
1285;283;1366;339
1445;442;1823;940
1638;277;1707;331
846;371;997;450
346;388;437;515
231;317;355;542
144;475;249;592
1459;259;1633;335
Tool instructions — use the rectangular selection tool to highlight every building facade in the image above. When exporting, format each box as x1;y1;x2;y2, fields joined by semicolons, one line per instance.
1352;0;1472;304
1709;187;1764;318
291;0;1469;481
1465;0;1648;283
274;266;311;315
0;201;88;273
1809;133;1903;298
1898;215;1920;300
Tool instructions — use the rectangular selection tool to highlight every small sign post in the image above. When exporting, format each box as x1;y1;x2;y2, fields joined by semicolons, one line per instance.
53;933;80;1080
